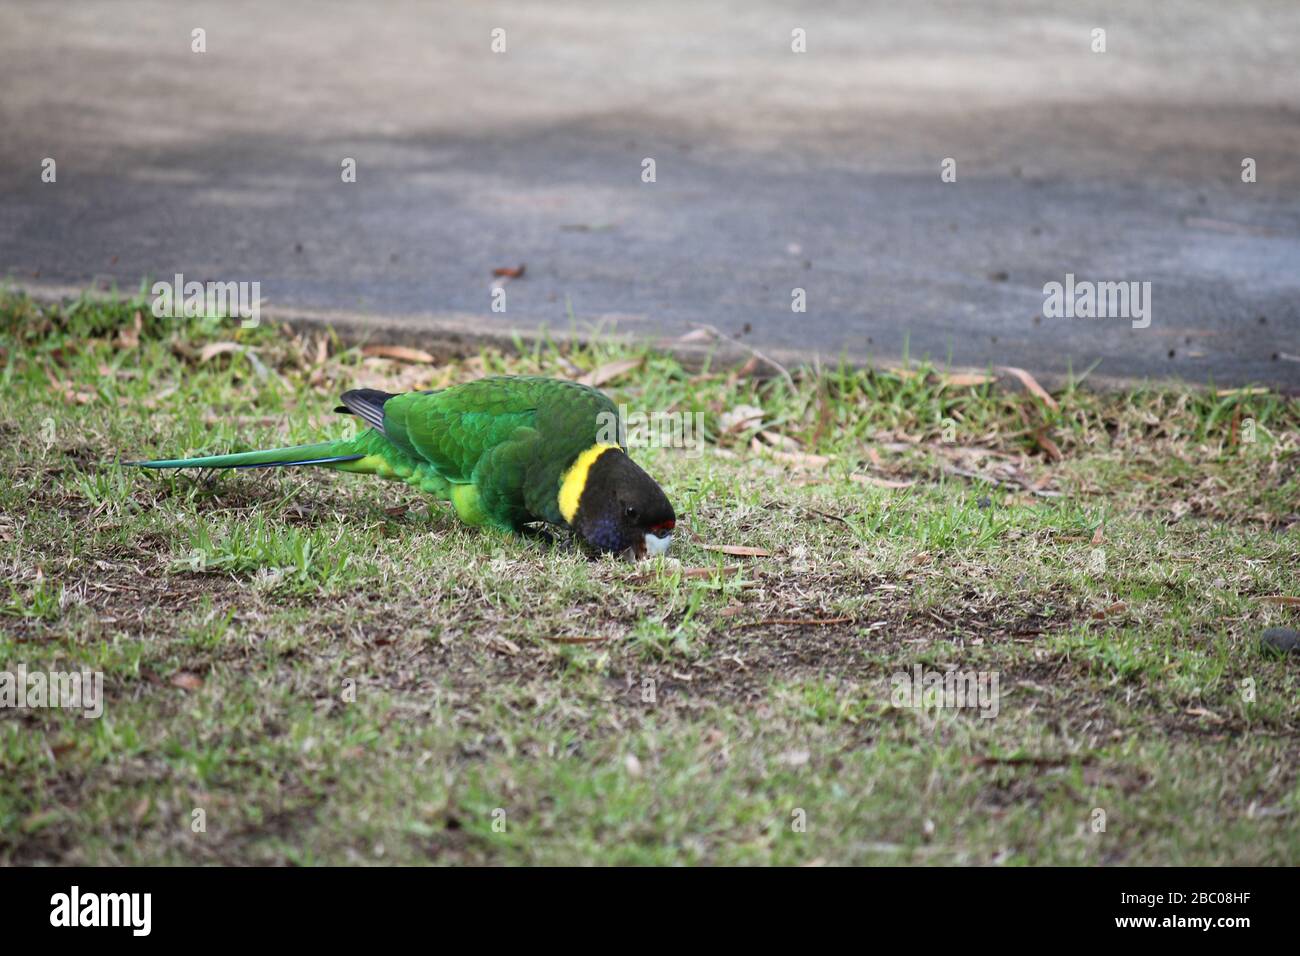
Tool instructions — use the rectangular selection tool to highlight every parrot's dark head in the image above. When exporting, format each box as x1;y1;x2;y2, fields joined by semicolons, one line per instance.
560;445;675;560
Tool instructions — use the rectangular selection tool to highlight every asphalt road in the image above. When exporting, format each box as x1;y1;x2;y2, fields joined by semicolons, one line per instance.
2;0;1298;387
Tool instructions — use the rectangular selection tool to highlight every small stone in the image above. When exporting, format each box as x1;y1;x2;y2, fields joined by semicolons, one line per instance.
1261;628;1300;657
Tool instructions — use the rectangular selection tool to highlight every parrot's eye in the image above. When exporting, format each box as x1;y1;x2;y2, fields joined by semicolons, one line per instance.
625;505;639;522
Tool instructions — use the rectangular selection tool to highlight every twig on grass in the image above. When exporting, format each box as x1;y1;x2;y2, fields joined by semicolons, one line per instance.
689;322;796;391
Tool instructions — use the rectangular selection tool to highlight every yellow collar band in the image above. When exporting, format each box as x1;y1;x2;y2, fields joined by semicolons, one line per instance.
558;443;621;524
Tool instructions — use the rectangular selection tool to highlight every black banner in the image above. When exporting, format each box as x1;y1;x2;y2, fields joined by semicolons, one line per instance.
0;866;1282;942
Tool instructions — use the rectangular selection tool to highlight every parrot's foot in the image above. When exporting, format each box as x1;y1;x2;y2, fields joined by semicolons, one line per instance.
517;524;578;554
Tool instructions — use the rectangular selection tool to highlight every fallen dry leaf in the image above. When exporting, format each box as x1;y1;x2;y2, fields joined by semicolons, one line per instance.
849;474;915;489
170;672;204;691
1261;595;1300;607
1000;366;1060;411
759;430;801;450
942;372;997;387
114;311;142;350
1035;430;1063;462
361;344;436;364
680;565;741;580
752;439;831;469
484;635;521;656
198;341;243;363
1090;601;1128;620
578;357;643;387
696;544;772;557
720;404;764;434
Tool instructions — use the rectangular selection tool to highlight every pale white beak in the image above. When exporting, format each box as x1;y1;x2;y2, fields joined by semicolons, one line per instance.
644;532;673;557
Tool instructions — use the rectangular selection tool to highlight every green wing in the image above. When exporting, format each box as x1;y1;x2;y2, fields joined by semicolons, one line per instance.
383;381;536;482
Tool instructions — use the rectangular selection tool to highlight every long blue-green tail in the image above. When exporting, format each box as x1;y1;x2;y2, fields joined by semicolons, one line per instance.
130;440;363;470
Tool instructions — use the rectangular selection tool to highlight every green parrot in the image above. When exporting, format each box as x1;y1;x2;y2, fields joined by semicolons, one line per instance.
132;375;677;559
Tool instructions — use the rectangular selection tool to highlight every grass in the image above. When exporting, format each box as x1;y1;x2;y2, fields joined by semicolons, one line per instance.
1;287;1298;865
